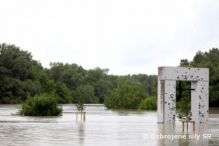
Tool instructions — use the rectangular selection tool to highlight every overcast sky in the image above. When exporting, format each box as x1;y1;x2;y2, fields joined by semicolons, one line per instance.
0;0;219;75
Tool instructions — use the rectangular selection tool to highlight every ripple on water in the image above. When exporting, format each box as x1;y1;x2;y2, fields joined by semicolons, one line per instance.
0;104;219;146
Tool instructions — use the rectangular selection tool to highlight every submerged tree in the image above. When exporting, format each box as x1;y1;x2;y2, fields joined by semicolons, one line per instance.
21;93;62;116
104;78;147;109
76;86;86;121
177;97;192;121
76;96;85;114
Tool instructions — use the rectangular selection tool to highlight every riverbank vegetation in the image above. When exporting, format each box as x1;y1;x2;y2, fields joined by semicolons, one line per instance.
0;43;219;110
0;43;156;107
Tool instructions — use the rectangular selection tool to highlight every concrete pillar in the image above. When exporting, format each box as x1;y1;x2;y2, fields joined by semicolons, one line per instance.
164;80;176;124
157;80;176;124
157;79;163;123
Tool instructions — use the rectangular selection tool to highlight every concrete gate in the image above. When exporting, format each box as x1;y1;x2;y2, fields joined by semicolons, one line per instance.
157;67;209;124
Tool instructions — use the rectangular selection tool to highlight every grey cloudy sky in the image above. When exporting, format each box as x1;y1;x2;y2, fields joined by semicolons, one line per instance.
0;0;219;75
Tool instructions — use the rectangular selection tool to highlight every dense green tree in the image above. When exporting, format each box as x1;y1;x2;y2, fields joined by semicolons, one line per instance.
85;68;108;85
104;78;147;109
48;63;86;90
129;74;157;97
55;82;73;103
47;63;88;103
85;68;113;103
0;44;50;103
138;96;157;110
94;79;114;103
76;85;98;103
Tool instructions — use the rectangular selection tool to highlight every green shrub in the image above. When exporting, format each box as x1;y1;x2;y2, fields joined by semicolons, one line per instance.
138;96;157;110
176;97;191;119
20;93;62;116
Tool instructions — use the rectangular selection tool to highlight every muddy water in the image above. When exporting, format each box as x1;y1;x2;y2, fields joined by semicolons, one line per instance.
0;104;218;146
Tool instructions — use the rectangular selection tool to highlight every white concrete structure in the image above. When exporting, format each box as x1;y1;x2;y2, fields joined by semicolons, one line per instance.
157;67;209;124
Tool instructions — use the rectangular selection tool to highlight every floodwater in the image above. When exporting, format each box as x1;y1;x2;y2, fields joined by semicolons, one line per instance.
0;104;219;146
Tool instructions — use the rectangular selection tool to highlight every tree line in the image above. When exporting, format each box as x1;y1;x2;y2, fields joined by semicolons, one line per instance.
0;43;157;107
1;43;219;108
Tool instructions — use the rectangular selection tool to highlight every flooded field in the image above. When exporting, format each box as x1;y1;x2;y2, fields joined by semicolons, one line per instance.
0;104;218;146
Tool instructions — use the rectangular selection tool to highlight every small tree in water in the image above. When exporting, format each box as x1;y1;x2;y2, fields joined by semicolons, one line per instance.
177;97;192;121
76;95;85;120
76;86;87;121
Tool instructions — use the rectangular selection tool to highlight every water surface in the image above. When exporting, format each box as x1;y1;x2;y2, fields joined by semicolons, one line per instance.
0;104;218;146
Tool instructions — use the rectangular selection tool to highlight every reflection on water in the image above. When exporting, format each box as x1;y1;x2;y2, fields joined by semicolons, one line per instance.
77;122;85;145
0;104;218;146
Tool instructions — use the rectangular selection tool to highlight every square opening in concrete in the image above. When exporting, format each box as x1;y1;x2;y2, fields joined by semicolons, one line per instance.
157;67;209;124
176;81;192;119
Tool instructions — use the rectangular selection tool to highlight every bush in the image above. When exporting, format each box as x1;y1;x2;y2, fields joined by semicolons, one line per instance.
138;96;157;110
20;93;62;116
176;97;191;116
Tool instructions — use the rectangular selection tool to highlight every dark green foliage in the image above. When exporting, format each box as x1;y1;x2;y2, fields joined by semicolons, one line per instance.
176;96;192;121
0;44;53;103
94;79;114;103
48;64;115;104
48;63;86;90
0;43;158;105
85;68;113;103
76;93;85;113
180;48;219;106
131;74;157;97
104;78;147;109
176;81;191;102
76;85;98;103
138;96;157;110
55;82;72;103
21;93;62;116
2;43;219;109
180;59;190;67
